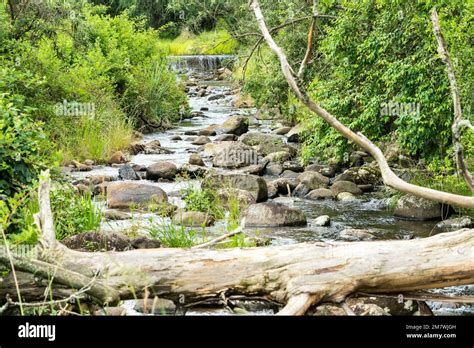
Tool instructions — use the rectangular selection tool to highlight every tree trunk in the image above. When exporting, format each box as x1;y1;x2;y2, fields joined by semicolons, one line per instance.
2;229;473;315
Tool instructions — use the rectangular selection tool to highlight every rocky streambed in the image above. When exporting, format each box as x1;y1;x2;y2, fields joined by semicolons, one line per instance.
64;55;473;316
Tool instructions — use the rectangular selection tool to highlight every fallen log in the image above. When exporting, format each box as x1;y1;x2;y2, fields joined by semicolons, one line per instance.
2;228;472;315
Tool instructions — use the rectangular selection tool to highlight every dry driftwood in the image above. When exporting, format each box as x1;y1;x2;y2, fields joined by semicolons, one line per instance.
250;0;474;209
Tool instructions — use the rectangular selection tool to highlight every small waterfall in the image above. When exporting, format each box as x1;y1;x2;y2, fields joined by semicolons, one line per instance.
168;55;235;73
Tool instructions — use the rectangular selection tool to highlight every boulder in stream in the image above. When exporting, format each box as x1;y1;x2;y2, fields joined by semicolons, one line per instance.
202;173;268;202
146;161;178;180
218;115;249;135
394;195;450;221
244;202;307;227
107;182;168;209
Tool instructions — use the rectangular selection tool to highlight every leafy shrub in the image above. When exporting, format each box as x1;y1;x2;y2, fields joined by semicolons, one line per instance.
147;222;197;248
181;185;225;219
50;184;103;241
0;93;54;196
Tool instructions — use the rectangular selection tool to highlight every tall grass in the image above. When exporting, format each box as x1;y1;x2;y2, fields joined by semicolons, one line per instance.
147;222;197;248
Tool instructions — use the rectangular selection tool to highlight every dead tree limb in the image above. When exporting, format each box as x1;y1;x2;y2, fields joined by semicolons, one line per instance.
298;0;318;78
431;8;474;193
250;0;474;208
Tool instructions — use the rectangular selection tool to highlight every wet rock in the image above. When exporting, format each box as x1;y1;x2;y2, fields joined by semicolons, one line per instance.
93;182;110;196
208;93;225;101
273;126;291;135
293;184;311;197
211;142;259;169
282;162;304;173
200;107;209;111
272;177;298;195
62;232;131;251
434;216;474;233
348;301;388;316
217;188;256;209
131;237;162;249
146;161;178;180
104;209;131;221
264;151;291;163
131;164;146;172
128;141;146;155
238;163;267;176
312;215;331;227
305;188;333;200
198;124;217;136
339;229;376;241
215;134;238;142
108;151;127;165
264;163;283;176
358;184;374;192
170;135;182;141
191;135;211;145
296;171;330;190
71;160;92;172
173;210;215;227
202;173;268;202
178;164;210;178
267;182;279;199
133;298;176;315
281;170;299;179
89;175;114;185
244;202;307;227
286;123;305;142
184;130;198;136
337;192;357;202
84;159;94;166
107;182;168;209
331;180;363;197
305;163;336;177
189;153;205;166
218;115;249;136
334;166;381;185
239;132;293;156
394;195;449;221
346;297;418;316
119;164;139;181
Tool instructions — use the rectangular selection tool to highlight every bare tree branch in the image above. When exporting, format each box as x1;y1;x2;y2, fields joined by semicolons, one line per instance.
298;0;318;78
250;0;474;208
431;8;474;193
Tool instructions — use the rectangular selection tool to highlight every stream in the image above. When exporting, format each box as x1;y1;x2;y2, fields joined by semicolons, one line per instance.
70;55;472;316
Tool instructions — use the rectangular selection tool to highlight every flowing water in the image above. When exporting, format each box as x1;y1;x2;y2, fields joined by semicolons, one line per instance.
70;55;472;316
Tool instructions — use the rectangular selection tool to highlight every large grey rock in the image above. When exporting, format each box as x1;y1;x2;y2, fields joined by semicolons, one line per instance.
331;180;363;197
244;202;307;227
334;166;381;185
173;210;214;227
191;135;211;145
218;115;249;136
217;188;256;209
305;164;336;177
286;124;305;142
211;142;259;169
305;188;333;200
62;232;131;251
239;132;294;156
202;173;268;202
189;153;205;166
339;229;376;241
107;182;168;209
146;161;178;180
394;195;448;221
119;164;139;181
264;151;291;163
296;171;330;190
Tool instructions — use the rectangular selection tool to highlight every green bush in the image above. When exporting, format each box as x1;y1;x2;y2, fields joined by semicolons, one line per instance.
0;93;54;196
147;222;197;248
181;185;225;220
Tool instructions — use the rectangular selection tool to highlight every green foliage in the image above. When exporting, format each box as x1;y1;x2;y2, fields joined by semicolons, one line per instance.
50;184;103;240
147;221;197;248
181;185;225;220
157;29;238;55
299;0;473;164
0;93;54;196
